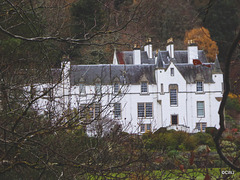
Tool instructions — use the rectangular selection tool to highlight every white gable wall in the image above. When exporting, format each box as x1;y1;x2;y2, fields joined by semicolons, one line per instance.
156;63;189;131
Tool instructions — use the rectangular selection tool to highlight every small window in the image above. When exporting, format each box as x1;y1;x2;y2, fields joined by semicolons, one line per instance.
171;115;178;125
95;83;101;94
160;83;164;94
196;81;203;92
138;103;153;118
197;101;205;118
94;104;101;118
43;88;53;98
80;104;101;120
30;86;36;98
146;124;151;131
196;122;207;132
140;124;145;132
79;83;86;95
140;124;151;133
170;68;174;76
141;82;148;93
114;103;121;118
114;83;120;94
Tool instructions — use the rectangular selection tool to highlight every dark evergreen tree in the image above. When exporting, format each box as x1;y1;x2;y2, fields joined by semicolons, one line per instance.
201;0;239;61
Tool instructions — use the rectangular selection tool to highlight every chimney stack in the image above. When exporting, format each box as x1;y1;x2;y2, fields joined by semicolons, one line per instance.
188;40;198;64
144;38;153;58
133;44;141;65
112;48;118;65
166;38;174;59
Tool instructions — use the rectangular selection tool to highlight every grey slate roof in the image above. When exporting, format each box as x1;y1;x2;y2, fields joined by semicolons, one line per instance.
157;50;207;65
175;64;214;83
70;64;156;86
212;57;222;74
69;48;221;85
121;51;155;64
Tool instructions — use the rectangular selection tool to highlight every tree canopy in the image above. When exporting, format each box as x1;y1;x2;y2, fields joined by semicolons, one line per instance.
184;27;219;62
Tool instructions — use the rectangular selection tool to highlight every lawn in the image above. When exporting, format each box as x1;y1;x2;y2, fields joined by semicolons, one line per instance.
85;168;240;180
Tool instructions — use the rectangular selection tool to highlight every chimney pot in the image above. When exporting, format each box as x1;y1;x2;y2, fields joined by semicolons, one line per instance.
166;38;174;59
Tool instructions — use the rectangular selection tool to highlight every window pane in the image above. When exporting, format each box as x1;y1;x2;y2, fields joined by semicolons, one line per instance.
146;103;152;117
80;104;87;118
197;81;203;92
197;101;204;117
196;123;201;131
161;83;164;94
196;122;207;132
114;83;119;94
95;83;101;94
114;103;121;118
202;123;207;132
79;83;86;94
140;124;145;132
171;115;178;125
138;103;144;117
89;106;94;119
170;68;174;76
141;82;148;93
170;89;177;105
146;124;151;131
94;104;101;118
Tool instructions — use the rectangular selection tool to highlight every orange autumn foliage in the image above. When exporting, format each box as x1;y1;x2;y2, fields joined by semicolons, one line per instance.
184;27;219;62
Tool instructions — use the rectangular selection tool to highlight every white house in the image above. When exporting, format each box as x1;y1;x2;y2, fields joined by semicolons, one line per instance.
32;38;223;134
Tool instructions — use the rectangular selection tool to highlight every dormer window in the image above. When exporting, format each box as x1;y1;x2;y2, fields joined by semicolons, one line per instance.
141;82;148;93
196;81;203;92
95;78;101;95
170;68;174;76
43;88;53;99
114;82;120;94
79;83;86;95
95;83;101;94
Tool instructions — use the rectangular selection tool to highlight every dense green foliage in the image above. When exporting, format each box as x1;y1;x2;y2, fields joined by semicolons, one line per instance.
142;131;215;152
71;0;106;37
226;98;240;113
200;0;239;62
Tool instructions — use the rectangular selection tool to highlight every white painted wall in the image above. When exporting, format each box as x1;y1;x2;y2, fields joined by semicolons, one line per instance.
30;58;223;134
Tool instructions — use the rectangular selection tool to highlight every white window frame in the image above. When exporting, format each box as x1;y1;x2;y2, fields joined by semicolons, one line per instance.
138;102;153;118
196;122;207;132
113;82;120;94
146;124;151;131
79;83;86;95
160;83;164;94
80;103;101;120
169;84;178;106
43;88;53;99
170;68;174;76
197;101;205;118
196;81;203;92
141;82;148;94
95;83;101;95
140;124;151;133
140;124;145;132
114;103;121;118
